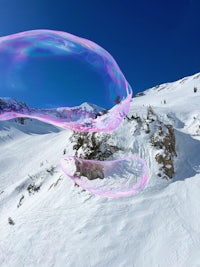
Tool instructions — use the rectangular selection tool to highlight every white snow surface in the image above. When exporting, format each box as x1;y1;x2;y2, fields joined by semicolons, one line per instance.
0;72;200;267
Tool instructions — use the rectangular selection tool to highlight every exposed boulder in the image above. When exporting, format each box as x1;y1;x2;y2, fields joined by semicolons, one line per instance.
74;158;104;180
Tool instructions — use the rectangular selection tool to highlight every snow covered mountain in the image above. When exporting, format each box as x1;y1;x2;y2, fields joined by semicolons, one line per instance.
0;72;200;267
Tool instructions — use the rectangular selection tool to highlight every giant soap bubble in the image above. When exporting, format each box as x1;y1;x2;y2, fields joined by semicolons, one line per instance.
0;30;132;132
61;156;148;198
0;30;149;198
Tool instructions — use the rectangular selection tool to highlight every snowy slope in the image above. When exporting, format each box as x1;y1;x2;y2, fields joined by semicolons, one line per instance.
0;73;200;267
134;72;200;130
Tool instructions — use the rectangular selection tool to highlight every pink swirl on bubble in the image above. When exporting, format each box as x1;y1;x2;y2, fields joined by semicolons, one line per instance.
0;95;131;132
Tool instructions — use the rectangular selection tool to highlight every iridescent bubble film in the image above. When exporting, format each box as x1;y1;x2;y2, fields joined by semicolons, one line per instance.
0;30;132;132
61;156;149;198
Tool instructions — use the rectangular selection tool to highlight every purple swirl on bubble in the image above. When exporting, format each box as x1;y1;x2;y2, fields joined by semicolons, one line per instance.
0;30;149;198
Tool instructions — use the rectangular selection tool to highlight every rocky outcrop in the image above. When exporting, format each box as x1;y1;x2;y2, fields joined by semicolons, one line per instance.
70;131;120;161
126;106;177;179
68;131;120;181
69;105;177;180
152;124;177;179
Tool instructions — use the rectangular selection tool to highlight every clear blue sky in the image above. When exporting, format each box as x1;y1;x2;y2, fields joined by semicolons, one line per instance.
0;0;199;105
